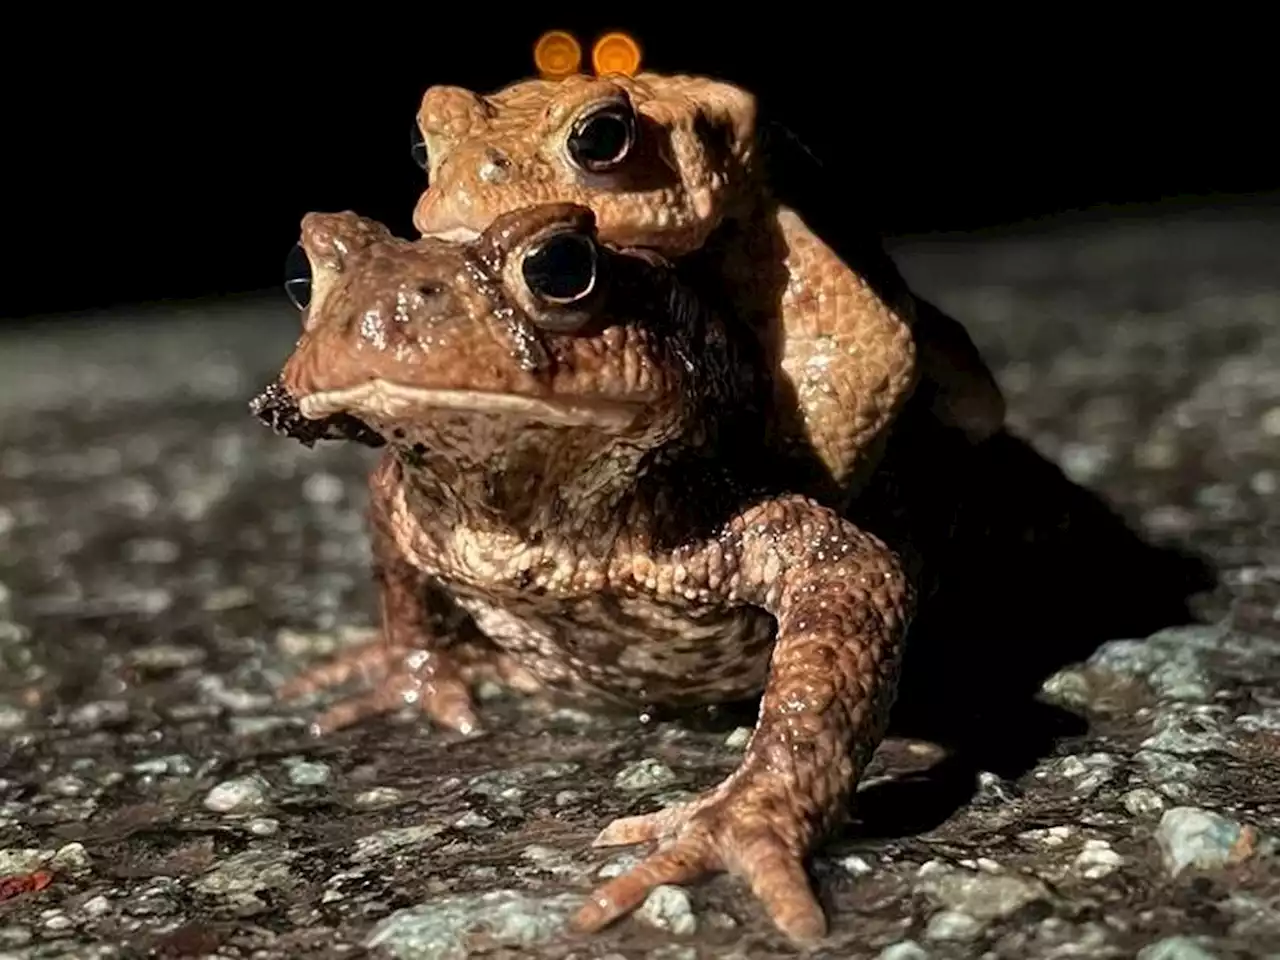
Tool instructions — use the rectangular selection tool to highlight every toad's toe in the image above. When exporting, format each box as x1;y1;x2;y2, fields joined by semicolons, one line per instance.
281;642;481;736
573;788;827;945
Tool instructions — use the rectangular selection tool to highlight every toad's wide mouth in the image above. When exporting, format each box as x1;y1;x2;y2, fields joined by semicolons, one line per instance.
421;226;482;243
297;378;647;430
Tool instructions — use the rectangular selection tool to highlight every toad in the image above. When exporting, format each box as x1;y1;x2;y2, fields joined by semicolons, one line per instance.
411;69;1004;503
257;203;914;943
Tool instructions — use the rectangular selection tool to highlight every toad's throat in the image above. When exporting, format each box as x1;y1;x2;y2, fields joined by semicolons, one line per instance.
297;379;646;430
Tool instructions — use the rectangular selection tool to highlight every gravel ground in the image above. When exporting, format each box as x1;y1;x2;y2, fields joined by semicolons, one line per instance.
1;204;1278;959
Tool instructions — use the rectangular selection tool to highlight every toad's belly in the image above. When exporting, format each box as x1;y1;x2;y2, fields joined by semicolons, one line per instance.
451;590;777;707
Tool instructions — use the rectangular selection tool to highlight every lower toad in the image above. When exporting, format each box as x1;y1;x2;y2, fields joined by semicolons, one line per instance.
255;203;915;943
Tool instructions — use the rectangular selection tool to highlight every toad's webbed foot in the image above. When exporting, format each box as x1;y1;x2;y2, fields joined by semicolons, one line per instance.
279;641;480;737
575;769;825;942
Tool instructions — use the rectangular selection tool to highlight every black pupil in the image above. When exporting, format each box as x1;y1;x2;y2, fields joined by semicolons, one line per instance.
522;234;596;302
568;110;631;167
410;121;428;171
283;244;312;310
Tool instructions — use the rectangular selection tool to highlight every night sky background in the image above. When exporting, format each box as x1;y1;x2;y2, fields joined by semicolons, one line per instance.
5;16;1273;321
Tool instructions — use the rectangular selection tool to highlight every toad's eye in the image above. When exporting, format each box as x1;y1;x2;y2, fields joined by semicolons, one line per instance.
410;120;429;172
566;103;635;172
284;243;312;310
522;232;598;305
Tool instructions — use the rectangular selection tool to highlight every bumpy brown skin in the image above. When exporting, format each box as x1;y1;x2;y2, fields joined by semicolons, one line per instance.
412;71;1004;503
266;204;914;944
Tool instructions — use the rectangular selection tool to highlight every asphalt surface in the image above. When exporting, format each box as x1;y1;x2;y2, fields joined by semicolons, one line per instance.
1;203;1278;959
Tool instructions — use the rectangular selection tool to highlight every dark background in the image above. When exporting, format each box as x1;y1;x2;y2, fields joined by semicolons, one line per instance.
5;17;1274;320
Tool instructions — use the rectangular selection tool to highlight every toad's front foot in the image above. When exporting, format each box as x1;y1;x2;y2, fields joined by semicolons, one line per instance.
572;773;827;944
279;641;480;737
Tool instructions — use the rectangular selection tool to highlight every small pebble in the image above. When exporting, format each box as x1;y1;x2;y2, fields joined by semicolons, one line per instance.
724;727;753;749
925;910;984;941
229;715;295;736
0;925;31;947
248;818;279;836
454;811;493;829
283;757;332;787
1137;935;1220;960
354;787;406;808
42;911;73;931
614;758;676;791
1156;807;1254;876
132;754;196;777
637;885;697;936
1021;825;1074;847
81;895;110;917
598;853;643;879
52;842;91;873
67;700;130;730
1074;839;1124;879
202;586;254;611
1057;753;1117;796
1124;788;1167;817
0;705;27;731
128;642;203;669
879;942;930;960
838;853;875;876
1260;405;1280;437
47;774;89;797
204;775;270;813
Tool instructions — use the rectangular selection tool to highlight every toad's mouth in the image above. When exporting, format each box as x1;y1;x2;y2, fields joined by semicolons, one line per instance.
297;378;646;430
421;226;482;243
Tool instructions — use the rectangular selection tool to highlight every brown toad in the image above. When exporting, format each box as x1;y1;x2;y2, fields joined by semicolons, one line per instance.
410;69;1004;504
257;203;913;943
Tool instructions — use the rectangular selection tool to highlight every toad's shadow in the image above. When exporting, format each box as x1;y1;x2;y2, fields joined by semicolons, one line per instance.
852;419;1213;839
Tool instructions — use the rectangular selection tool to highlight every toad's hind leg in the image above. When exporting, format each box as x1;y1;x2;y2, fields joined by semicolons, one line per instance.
764;207;920;495
278;464;494;736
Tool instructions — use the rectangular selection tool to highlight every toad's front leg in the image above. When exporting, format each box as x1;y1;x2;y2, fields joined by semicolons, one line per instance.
573;496;914;944
279;458;481;736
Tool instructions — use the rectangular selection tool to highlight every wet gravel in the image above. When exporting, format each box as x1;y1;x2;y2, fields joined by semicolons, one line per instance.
2;204;1279;959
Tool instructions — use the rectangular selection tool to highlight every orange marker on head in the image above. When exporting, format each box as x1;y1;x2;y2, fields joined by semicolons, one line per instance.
534;30;583;79
592;32;642;77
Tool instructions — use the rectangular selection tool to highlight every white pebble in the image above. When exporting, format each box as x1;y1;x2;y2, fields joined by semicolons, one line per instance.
614;758;676;791
637;885;697;936
838;853;875;876
925;910;984;941
724;727;753;749
879;942;930;960
1074;839;1124;879
203;775;270;813
354;787;406;808
283;758;332;787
